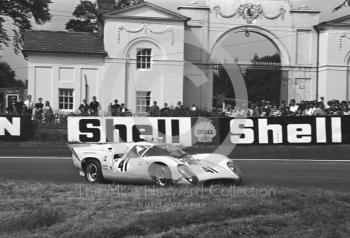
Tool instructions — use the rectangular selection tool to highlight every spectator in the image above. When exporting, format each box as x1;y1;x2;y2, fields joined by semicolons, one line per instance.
314;102;326;116
343;105;350;116
174;101;185;115
78;99;90;115
111;99;120;116
43;101;54;123
23;95;34;115
320;97;326;109
297;101;306;116
251;104;260;117
191;104;198;111
246;104;253;117
148;101;160;116
289;99;299;116
34;98;44;121
327;101;335;115
304;102;315;116
160;103;171;116
230;106;240;117
270;105;281;116
333;100;342;116
89;96;101;116
119;103;129;116
16;98;24;114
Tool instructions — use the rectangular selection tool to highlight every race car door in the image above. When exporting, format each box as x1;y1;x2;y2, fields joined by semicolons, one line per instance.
112;145;151;183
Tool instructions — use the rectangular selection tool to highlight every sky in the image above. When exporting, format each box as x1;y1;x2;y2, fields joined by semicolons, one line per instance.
1;0;350;81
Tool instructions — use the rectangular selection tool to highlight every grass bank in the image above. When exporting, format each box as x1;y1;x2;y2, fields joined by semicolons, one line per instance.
0;180;349;238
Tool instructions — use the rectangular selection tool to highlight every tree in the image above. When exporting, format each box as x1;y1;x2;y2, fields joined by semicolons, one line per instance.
334;0;350;11
66;0;99;32
0;0;52;54
116;0;144;9
0;61;25;88
66;0;144;32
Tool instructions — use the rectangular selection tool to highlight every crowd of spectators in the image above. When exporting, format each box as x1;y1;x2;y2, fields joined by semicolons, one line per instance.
224;98;350;117
2;95;350;121
108;99;131;116
127;98;350;117
1;95;55;123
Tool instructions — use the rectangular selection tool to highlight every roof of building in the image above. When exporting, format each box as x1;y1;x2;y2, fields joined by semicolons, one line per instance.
104;1;191;22
315;15;350;29
23;30;105;55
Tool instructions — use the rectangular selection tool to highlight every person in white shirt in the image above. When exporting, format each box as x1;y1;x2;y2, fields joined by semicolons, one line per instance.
304;102;315;116
289;99;299;116
23;95;34;115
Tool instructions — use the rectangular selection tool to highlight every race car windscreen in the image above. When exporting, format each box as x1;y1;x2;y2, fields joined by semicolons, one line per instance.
144;144;188;158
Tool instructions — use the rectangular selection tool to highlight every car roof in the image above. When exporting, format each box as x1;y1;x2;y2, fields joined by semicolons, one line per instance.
133;141;158;147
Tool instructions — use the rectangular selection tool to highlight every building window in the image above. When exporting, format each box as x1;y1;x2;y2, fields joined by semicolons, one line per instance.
59;89;74;110
136;91;151;113
136;48;152;70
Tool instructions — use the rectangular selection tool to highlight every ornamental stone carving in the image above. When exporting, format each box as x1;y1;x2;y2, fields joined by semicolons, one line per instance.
117;23;174;45
214;3;286;24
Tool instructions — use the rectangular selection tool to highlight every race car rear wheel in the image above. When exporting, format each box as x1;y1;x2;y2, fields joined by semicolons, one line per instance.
85;160;104;183
150;164;172;186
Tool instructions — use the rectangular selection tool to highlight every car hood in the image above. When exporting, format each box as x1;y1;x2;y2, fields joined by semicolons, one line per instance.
176;154;238;180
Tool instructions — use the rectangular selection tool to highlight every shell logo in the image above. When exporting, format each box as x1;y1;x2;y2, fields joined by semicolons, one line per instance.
193;121;217;143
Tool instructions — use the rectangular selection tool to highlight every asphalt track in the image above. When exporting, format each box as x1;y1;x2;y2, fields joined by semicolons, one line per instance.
0;157;349;192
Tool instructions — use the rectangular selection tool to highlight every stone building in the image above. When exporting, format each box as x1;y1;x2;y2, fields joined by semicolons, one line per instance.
23;0;350;112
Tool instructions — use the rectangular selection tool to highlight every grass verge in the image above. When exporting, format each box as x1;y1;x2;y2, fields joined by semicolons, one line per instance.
0;180;349;238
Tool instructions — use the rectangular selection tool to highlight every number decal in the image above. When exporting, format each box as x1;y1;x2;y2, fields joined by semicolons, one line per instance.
118;158;131;172
118;159;125;171
124;159;129;172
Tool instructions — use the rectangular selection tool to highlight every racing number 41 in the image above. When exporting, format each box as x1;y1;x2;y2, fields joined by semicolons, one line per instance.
118;158;129;172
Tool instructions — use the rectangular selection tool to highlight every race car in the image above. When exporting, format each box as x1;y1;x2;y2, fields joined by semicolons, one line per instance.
70;141;242;186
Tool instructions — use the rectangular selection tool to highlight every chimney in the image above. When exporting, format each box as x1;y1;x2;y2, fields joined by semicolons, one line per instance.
97;0;116;15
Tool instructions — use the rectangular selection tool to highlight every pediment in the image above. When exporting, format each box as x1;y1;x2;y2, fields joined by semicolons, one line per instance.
317;15;350;28
105;2;190;22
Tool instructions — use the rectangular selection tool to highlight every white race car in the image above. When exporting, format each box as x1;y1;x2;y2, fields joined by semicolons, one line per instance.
70;141;242;186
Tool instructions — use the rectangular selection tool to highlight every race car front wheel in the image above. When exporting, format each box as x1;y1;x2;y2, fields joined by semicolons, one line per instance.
150;164;172;186
85;160;104;183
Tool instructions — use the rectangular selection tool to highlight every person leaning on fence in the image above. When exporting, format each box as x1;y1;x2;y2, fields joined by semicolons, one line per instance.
174;101;187;116
78;99;90;115
314;102;327;116
119;103;130;116
270;105;281;117
343;105;350;115
89;96;101;116
111;99;120;116
160;103;171;116
148;101;160;116
288;99;299;116
174;101;185;113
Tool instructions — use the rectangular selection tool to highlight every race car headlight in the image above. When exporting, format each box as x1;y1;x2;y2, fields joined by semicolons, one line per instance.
177;165;198;184
227;162;242;175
